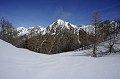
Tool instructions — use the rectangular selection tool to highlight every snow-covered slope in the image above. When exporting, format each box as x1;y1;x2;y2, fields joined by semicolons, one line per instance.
0;39;120;79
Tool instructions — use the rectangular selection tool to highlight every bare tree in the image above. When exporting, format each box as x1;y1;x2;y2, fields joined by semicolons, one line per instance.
107;20;120;54
91;12;102;57
0;17;16;43
114;18;120;36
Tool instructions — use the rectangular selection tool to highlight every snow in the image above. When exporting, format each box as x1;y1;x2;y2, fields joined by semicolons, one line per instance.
56;19;78;28
17;19;111;36
57;19;78;29
80;25;95;34
57;19;65;24
17;20;96;36
0;39;120;79
17;26;46;36
17;27;29;36
39;27;46;35
49;19;77;29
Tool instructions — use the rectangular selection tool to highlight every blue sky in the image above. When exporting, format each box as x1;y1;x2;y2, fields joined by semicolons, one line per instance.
0;0;120;27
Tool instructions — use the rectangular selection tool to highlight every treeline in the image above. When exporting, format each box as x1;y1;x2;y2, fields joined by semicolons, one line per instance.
0;16;120;56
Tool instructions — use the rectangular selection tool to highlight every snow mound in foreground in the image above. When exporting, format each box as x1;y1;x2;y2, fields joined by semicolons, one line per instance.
0;39;120;79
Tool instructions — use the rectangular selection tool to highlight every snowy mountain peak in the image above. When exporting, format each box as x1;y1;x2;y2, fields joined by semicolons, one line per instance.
47;19;78;34
56;19;64;23
56;19;77;28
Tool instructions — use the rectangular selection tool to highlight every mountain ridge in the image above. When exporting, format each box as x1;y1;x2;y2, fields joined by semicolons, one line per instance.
16;19;91;36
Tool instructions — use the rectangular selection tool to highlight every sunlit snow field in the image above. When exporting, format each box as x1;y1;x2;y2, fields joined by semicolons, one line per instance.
0;39;120;79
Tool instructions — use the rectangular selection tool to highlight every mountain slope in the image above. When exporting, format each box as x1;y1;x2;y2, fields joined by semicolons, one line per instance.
0;39;120;79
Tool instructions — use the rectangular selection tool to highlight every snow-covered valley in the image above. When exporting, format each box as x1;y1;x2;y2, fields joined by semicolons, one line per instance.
0;39;120;79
